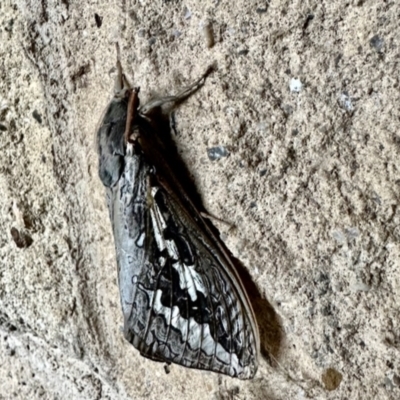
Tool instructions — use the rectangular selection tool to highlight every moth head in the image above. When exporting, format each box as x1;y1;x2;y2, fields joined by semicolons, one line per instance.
96;44;135;188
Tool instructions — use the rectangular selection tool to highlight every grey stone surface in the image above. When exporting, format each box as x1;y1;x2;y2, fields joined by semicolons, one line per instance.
1;0;399;399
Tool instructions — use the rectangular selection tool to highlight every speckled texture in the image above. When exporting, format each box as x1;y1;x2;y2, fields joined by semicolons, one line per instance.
1;1;399;399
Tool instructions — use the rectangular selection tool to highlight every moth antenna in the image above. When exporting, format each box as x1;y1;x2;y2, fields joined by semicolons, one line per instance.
115;43;132;94
115;43;124;92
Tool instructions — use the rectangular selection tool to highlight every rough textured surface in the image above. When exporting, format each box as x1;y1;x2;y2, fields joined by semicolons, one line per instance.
1;0;399;399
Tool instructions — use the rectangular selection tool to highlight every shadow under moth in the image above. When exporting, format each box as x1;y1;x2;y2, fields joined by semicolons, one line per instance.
96;46;259;379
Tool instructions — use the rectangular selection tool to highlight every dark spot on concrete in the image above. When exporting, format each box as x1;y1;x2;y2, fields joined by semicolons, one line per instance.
32;110;42;124
11;227;33;249
207;146;229;161
370;35;384;53
94;13;103;28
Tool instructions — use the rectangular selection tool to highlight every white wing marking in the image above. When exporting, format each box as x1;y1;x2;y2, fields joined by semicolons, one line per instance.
150;187;207;301
153;289;239;368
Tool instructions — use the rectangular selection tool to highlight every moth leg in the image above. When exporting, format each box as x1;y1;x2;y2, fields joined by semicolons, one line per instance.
169;112;178;136
200;211;234;228
140;66;214;115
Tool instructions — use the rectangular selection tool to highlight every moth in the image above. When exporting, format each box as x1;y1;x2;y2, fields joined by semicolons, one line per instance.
96;46;259;379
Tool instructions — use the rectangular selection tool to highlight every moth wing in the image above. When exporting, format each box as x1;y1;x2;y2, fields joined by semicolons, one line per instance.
113;165;258;379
